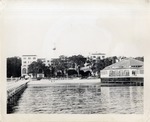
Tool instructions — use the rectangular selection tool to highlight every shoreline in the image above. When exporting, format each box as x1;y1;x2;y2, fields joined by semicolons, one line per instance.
27;79;143;87
28;78;100;85
7;78;144;87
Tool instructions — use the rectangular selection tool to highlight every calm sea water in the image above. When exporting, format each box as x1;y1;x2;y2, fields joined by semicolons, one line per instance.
9;83;143;114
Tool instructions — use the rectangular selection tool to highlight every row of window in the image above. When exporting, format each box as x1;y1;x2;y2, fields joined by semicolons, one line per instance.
131;65;142;68
101;71;108;75
23;61;51;64
91;56;105;59
42;60;50;62
23;59;50;63
109;70;130;77
101;69;144;76
23;61;32;64
132;70;144;75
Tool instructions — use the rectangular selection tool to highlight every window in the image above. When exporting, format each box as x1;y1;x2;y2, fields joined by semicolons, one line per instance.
23;61;26;63
33;57;36;60
140;70;144;74
97;56;101;59
126;71;129;76
22;68;26;74
28;57;31;59
101;71;107;75
132;71;136;76
23;57;26;59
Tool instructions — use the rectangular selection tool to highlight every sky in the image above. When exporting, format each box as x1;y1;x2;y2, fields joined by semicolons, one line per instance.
1;0;150;59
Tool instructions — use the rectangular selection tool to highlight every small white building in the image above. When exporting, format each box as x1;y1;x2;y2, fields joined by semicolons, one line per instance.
89;53;106;60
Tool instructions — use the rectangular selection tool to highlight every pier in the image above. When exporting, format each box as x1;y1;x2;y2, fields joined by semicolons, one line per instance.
7;80;30;113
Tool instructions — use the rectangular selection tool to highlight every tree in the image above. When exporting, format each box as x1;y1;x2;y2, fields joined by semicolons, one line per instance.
135;57;144;62
51;56;68;77
68;55;86;67
28;59;46;78
50;55;86;77
91;56;117;77
7;57;21;78
44;67;51;78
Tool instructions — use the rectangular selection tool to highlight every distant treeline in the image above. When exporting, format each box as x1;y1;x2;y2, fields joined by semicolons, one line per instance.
7;55;144;78
7;57;21;78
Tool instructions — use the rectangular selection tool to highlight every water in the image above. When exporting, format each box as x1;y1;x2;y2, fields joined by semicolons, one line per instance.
9;83;143;114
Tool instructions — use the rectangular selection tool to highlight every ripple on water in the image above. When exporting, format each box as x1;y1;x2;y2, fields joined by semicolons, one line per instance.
10;85;143;114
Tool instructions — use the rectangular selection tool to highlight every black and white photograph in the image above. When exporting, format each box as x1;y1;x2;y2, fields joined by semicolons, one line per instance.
1;0;150;121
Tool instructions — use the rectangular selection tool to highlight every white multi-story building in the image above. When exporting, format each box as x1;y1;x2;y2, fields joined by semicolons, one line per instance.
21;55;37;77
21;55;51;77
89;53;106;60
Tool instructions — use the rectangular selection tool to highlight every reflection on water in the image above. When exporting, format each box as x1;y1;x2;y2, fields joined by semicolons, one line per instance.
10;84;143;114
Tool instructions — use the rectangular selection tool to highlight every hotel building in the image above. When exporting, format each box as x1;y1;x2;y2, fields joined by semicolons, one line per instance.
21;55;37;77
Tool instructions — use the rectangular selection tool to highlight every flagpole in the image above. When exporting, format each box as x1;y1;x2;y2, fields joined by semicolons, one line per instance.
52;43;56;81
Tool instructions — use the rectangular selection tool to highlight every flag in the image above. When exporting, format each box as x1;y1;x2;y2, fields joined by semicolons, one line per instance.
53;47;56;50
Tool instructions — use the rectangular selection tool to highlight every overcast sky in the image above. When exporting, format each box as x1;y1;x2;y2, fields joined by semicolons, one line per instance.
1;0;150;59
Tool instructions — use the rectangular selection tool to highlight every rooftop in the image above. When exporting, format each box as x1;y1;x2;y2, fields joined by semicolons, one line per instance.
91;53;105;55
103;58;143;70
22;55;37;56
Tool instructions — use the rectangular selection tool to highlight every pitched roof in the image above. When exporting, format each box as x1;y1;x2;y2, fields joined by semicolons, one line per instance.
103;58;143;70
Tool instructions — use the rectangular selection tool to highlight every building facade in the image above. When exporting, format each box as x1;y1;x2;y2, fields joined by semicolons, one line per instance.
21;55;37;77
38;58;51;66
89;53;106;60
21;55;52;78
100;58;144;85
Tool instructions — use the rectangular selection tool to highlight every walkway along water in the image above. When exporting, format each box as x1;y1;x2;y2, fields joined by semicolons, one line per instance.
7;80;30;113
